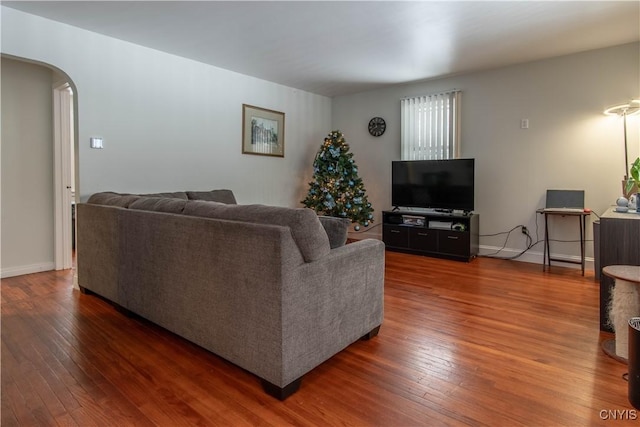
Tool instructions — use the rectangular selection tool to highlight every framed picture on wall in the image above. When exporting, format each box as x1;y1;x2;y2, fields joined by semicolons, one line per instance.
242;104;285;157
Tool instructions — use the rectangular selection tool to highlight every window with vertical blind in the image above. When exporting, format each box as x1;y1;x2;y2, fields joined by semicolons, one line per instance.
400;90;461;160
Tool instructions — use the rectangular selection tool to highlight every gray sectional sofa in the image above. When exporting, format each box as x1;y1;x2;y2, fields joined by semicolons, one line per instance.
76;190;385;399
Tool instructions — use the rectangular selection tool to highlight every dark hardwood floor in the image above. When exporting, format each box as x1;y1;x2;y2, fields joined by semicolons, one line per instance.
1;251;636;426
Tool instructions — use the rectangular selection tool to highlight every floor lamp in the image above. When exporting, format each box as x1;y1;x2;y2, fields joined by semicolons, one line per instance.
604;100;640;196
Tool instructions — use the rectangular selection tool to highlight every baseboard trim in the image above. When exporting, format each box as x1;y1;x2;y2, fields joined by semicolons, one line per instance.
478;245;594;271
1;262;55;279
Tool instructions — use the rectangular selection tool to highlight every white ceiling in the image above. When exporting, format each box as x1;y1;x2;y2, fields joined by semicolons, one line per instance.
4;1;639;97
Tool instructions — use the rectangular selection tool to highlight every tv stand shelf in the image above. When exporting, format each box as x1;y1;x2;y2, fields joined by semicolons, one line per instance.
382;210;479;261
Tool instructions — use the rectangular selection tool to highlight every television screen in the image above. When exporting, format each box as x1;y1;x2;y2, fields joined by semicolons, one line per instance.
392;159;475;211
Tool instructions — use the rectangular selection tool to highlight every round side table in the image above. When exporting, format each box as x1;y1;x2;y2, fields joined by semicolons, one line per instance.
602;265;640;362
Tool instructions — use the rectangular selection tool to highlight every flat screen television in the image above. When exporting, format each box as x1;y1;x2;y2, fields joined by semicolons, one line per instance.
392;159;475;212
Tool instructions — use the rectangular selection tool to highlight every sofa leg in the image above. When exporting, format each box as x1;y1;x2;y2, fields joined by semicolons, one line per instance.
114;304;136;318
361;325;381;340
261;377;302;400
79;286;93;295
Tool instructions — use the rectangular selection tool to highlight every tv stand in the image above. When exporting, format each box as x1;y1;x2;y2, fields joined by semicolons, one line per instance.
382;210;479;261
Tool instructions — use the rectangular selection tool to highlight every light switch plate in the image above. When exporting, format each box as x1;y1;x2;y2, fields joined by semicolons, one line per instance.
90;137;103;149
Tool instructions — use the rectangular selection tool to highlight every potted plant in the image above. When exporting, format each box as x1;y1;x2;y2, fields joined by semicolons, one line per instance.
626;157;640;211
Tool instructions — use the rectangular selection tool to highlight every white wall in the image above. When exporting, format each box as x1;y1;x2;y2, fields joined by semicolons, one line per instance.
333;42;640;264
1;6;331;277
1;58;55;276
2;6;638;273
1;6;332;207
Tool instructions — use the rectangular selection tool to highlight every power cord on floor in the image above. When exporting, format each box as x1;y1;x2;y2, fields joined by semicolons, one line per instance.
480;225;541;260
479;209;600;261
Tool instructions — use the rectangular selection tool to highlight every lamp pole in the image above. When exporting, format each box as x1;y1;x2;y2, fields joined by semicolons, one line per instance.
623;109;629;180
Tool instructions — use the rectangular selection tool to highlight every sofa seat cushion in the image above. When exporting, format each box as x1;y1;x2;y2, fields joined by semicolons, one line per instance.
183;201;330;262
128;197;188;214
186;190;237;204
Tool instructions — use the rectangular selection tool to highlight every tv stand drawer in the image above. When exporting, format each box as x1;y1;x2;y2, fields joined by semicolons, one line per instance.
382;225;409;248
438;230;470;256
409;228;437;252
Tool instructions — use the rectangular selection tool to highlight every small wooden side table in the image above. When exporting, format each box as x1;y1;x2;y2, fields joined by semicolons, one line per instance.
536;209;589;275
602;265;640;362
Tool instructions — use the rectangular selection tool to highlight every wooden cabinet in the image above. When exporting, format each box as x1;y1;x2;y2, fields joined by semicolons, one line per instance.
382;211;479;261
599;208;640;331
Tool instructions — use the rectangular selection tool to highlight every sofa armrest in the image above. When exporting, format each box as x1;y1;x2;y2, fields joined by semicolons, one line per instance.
280;238;385;386
76;203;123;302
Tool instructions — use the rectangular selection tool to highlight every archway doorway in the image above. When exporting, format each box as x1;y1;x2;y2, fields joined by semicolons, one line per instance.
0;56;78;278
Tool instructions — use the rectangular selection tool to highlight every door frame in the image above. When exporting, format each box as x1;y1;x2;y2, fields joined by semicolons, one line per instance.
53;81;73;270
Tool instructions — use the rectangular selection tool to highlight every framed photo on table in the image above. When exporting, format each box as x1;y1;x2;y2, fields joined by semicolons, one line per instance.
242;104;285;157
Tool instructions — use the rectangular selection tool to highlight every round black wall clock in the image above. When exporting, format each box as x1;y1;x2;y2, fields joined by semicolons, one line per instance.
368;117;386;137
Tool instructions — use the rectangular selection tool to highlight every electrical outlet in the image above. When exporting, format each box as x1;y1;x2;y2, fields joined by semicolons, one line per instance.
521;226;528;235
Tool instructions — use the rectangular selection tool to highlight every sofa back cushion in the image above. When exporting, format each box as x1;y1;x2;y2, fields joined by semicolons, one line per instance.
140;191;188;200
186;190;237;204
87;189;235;206
87;192;142;207
128;197;188;214
183;201;330;262
317;216;350;249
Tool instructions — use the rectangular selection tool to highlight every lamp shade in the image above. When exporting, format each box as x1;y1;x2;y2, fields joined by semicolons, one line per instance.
604;99;640;188
604;99;640;116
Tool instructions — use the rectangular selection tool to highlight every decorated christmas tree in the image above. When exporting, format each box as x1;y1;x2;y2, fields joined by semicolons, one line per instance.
302;130;374;230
